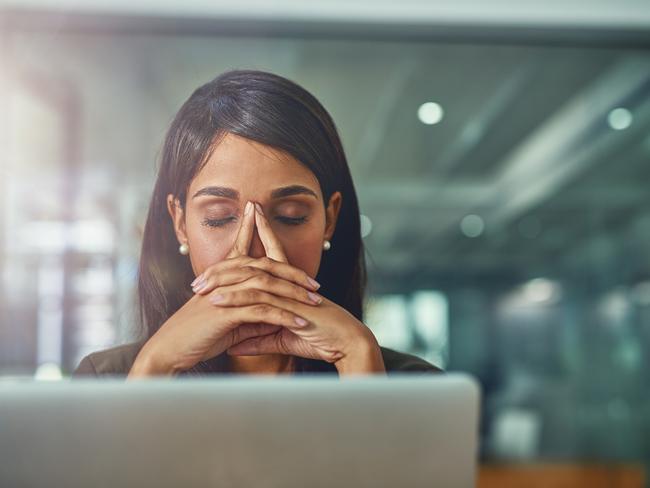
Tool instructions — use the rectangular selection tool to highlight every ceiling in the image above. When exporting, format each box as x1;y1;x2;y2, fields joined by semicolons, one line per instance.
2;6;650;293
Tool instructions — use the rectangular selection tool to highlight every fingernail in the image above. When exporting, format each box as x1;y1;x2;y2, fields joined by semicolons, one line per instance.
191;274;203;287
308;292;322;304
254;202;264;216
244;201;252;215
307;277;321;290
193;275;207;288
294;316;308;327
210;294;224;304
192;281;206;293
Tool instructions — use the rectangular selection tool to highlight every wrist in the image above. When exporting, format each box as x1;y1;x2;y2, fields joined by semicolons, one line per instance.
335;329;386;376
128;344;178;378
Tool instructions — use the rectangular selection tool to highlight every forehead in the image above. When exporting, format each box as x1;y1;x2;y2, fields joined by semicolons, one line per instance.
190;132;321;198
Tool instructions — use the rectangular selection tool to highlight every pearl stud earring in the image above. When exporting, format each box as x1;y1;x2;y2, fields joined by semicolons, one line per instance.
179;243;189;255
323;240;331;251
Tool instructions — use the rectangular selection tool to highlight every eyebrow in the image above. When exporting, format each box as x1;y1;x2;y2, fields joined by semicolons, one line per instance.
192;185;318;200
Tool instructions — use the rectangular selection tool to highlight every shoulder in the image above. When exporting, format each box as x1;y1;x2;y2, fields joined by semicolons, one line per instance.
379;347;443;374
72;340;147;377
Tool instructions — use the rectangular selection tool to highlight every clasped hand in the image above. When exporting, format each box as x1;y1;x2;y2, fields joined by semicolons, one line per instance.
129;200;385;377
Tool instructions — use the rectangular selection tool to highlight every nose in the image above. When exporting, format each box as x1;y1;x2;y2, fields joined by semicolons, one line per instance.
248;226;267;259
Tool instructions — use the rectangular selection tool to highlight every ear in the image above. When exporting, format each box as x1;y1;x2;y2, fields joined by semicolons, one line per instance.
324;191;343;241
167;194;189;246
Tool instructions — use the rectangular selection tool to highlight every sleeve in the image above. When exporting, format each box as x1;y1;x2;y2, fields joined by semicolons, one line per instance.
390;358;442;374
380;347;444;374
72;355;98;377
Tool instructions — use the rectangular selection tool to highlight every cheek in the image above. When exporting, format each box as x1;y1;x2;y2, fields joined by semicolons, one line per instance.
185;219;236;275
276;222;325;278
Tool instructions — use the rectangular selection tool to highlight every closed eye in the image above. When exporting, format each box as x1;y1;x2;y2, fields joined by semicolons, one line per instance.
202;216;307;228
276;216;308;226
202;217;236;228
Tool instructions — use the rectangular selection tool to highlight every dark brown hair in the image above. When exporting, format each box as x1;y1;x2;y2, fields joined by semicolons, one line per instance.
137;69;366;343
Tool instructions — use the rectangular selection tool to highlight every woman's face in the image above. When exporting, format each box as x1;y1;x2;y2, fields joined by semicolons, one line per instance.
167;132;342;279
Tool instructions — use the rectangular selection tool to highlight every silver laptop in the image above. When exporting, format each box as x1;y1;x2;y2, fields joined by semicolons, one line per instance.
0;374;480;487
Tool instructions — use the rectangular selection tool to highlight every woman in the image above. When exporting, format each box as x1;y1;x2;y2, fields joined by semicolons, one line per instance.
74;69;441;377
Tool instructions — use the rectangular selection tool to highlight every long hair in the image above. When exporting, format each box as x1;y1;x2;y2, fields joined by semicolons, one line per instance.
138;69;366;342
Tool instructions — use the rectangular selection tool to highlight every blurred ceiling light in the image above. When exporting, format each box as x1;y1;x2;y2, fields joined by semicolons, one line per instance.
498;278;562;313
417;102;444;125
523;278;560;304
460;214;485;238
360;214;373;238
607;107;633;130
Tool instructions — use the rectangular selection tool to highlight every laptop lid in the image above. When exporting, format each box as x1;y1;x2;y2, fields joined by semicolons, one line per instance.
0;374;480;488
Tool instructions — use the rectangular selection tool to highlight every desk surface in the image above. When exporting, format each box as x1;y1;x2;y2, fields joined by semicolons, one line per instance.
478;463;646;488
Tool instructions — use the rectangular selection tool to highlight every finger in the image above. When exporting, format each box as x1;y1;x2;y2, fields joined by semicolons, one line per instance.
207;283;322;307
205;322;280;358
190;255;253;291
230;322;281;345
223;304;309;331
227;328;342;363
193;265;258;295
192;256;321;295
226;201;256;258
243;257;320;291
254;203;288;263
227;332;291;356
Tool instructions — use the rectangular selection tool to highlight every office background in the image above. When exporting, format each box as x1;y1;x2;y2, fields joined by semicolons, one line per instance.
1;0;649;483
